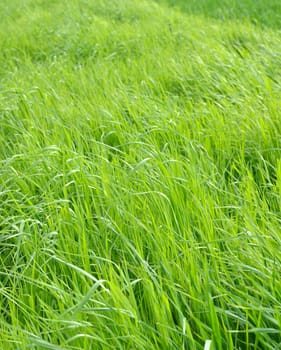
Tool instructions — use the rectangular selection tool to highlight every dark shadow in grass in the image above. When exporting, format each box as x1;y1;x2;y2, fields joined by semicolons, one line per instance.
155;0;281;30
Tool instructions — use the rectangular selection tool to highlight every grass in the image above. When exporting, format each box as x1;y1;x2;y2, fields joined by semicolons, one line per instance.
158;0;281;29
0;0;281;349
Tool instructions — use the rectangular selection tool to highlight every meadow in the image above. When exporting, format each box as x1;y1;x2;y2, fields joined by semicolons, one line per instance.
0;0;281;349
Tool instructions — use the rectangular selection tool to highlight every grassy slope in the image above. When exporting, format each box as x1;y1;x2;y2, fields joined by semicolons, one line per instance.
0;0;281;349
158;0;281;29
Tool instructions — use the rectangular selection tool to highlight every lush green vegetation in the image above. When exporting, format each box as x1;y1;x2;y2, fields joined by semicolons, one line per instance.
159;0;281;29
0;0;281;349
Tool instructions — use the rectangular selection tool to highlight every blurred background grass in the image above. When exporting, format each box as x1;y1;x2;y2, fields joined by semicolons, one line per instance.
156;0;281;29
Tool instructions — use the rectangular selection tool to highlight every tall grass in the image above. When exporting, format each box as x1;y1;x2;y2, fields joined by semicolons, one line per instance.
0;0;281;349
159;0;281;29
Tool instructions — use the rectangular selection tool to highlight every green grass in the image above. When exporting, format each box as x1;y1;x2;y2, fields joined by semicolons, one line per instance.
158;0;281;29
0;0;281;349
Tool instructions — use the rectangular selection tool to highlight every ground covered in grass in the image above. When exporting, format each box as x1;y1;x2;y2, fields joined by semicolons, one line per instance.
0;0;281;349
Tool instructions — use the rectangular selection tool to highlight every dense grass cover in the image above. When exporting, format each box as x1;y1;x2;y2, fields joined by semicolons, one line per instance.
0;0;281;349
159;0;281;29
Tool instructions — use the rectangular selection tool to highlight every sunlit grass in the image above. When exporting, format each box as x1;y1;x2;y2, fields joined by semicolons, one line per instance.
0;0;281;349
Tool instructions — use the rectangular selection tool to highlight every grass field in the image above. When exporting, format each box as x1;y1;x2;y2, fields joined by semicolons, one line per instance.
1;0;281;349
